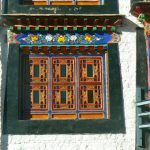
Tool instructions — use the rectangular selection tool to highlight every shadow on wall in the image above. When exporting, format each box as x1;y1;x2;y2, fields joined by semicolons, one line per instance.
118;18;138;33
118;18;138;135
1;135;8;150
1;28;9;150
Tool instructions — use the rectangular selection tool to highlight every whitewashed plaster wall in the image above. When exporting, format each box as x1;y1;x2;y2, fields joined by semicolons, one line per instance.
0;0;140;149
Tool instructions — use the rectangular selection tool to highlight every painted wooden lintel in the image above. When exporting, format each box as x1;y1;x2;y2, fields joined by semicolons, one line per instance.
9;25;116;32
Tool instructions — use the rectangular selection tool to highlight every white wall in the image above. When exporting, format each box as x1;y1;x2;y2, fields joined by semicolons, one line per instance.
0;0;140;149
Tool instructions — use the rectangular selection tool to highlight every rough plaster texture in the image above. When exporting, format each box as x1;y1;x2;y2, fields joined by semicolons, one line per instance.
0;0;140;150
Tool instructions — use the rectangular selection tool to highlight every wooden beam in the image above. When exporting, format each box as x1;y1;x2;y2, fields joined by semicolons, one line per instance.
104;19;110;25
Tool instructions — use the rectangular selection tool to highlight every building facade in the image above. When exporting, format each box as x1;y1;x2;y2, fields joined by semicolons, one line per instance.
1;0;149;150
2;0;125;131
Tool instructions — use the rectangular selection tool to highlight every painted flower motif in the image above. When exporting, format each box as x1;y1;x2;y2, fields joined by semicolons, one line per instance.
85;34;92;42
95;34;102;41
45;34;53;42
31;35;38;42
57;35;65;43
70;35;77;42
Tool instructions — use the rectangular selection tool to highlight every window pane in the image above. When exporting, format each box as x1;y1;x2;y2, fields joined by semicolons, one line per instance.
33;91;39;104
88;90;93;103
61;91;66;104
87;64;93;77
61;65;66;77
34;65;39;77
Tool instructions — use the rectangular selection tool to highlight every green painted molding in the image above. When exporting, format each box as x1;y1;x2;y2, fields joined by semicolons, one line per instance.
102;26;107;31
111;26;116;31
9;25;117;32
93;27;97;31
138;13;147;23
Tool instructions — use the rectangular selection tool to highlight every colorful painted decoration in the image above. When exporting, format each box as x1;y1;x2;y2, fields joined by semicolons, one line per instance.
84;34;92;42
144;23;150;36
57;35;66;43
8;31;120;45
31;35;39;42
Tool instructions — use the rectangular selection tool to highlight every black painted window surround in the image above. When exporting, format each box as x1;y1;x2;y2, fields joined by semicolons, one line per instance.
3;43;125;134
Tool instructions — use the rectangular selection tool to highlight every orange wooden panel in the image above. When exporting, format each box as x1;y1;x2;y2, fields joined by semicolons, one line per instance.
30;114;48;119
30;85;48;110
33;1;47;5
77;1;99;5
51;1;73;5
52;114;77;119
79;113;104;119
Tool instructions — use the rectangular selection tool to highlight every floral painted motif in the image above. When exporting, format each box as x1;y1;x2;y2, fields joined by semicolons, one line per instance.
45;34;53;42
31;35;38;42
8;31;19;44
57;35;65;43
70;35;77;42
8;31;121;45
85;34;92;42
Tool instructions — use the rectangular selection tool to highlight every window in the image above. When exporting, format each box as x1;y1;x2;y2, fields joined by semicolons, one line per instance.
23;0;104;5
34;65;39;77
21;55;108;120
5;44;125;134
60;65;66;77
61;91;67;104
33;91;39;104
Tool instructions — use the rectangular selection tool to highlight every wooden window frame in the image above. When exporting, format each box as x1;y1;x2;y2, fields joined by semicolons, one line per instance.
3;43;125;134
